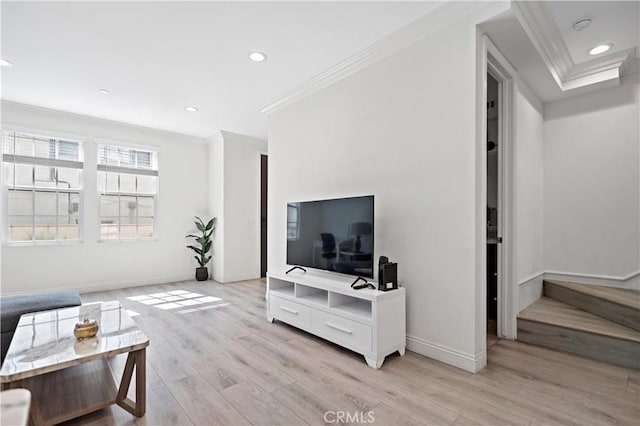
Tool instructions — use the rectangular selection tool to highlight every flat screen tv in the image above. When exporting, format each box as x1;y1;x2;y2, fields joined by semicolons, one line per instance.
286;195;374;278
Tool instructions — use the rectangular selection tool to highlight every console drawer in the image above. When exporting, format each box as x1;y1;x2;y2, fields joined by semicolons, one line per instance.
311;310;371;353
269;295;311;329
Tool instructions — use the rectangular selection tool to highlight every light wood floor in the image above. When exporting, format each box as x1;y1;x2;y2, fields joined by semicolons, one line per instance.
64;279;639;426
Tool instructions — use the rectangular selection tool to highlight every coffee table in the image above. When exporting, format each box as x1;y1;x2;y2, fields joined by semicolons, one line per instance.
0;301;149;426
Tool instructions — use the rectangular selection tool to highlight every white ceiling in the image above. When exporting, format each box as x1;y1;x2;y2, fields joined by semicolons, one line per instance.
480;11;564;102
481;1;639;103
0;1;440;139
546;1;639;65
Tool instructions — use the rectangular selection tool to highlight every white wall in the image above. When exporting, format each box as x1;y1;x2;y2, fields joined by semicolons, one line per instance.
543;73;640;288
208;132;225;282
513;81;545;310
222;131;267;282
1;101;209;295
268;2;508;372
208;130;267;283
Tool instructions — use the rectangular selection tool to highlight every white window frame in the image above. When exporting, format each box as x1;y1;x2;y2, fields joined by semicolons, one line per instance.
287;203;300;241
2;129;84;244
97;143;158;241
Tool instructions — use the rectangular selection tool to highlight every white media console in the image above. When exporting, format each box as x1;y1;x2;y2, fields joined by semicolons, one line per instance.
266;269;406;368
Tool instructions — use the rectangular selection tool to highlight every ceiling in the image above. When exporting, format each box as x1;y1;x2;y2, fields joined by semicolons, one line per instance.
481;1;639;103
480;12;562;102
546;1;639;65
0;1;440;139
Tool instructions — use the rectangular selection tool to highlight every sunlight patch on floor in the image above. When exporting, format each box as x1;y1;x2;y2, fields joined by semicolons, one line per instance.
127;289;224;312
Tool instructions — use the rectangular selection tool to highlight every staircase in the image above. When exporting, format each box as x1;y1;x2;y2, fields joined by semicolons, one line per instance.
517;280;640;369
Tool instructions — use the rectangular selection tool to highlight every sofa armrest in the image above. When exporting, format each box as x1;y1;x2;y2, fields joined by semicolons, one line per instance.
0;291;82;363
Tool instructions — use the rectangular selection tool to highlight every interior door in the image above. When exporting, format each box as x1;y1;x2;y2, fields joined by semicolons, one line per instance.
486;72;502;327
260;154;268;277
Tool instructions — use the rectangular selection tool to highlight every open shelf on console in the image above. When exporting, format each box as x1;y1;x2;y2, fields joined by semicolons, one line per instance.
269;277;295;298
267;270;406;369
296;284;328;306
329;293;372;320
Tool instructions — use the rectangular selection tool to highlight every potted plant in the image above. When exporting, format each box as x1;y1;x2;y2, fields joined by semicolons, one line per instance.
186;216;216;281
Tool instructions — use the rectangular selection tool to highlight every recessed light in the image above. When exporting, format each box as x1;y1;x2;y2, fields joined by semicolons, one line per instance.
185;106;199;112
572;19;591;31
1;58;13;68
588;44;612;55
99;89;110;95
248;51;267;62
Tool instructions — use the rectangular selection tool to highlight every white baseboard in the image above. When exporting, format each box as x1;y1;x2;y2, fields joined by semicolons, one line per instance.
544;270;640;290
80;274;197;294
518;271;544;312
406;335;486;373
517;269;640;312
0;274;193;297
221;273;261;283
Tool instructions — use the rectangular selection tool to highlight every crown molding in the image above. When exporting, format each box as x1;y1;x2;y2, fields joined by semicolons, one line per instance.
567;49;631;80
260;1;505;116
512;1;631;93
563;49;630;90
511;0;572;88
620;48;640;75
0;100;208;145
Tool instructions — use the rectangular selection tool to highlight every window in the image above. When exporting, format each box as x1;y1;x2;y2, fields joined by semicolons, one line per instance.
287;203;299;240
97;144;158;240
2;130;83;242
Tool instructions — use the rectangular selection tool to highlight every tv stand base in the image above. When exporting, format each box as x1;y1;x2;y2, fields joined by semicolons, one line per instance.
365;356;384;369
267;269;406;369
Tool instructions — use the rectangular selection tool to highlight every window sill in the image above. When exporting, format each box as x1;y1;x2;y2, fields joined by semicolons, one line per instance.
3;240;83;247
97;237;159;243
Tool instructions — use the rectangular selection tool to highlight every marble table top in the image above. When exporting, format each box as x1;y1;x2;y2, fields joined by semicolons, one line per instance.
0;301;149;382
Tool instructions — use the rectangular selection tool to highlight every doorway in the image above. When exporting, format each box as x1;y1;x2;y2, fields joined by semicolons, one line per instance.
483;38;517;344
477;37;518;368
260;154;268;277
486;73;500;345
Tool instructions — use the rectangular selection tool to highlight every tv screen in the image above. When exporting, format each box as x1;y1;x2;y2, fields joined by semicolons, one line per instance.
286;195;374;278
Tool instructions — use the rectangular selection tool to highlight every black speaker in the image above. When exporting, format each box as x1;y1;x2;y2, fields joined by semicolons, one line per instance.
378;256;397;291
378;255;388;271
378;256;388;287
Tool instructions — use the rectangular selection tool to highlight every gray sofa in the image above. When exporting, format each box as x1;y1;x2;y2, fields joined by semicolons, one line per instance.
1;291;82;364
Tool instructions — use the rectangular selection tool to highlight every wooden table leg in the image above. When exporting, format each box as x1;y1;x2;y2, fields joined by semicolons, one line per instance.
115;348;146;417
135;348;146;417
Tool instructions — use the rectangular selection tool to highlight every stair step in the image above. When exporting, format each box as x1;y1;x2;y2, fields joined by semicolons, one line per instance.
518;297;640;369
544;280;640;331
519;297;640;342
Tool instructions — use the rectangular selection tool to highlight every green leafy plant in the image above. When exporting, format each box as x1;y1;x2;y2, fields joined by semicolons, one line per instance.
186;216;216;268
